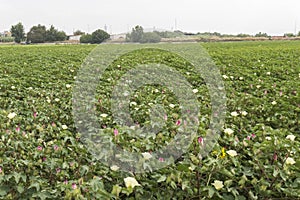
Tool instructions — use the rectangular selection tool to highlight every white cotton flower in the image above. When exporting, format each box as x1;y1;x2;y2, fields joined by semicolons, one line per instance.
192;89;198;93
256;85;261;89
62;125;68;130
230;76;234;79
222;75;229;79
110;165;120;171
239;77;244;80
55;98;60;102
130;102;137;106
265;136;272;141
266;72;271;75
47;99;51;103
100;113;108;118
271;101;277;105
285;157;296;165
142;152;152;160
11;86;16;90
66;84;71;88
123;91;129;96
224;128;234;135
7;112;17;119
28;87;33;90
169;104;175;108
212;180;224;190
286;135;296;141
241;111;248;116
154;89;159;93
231;111;239;117
226;150;238;157
124;177;140;188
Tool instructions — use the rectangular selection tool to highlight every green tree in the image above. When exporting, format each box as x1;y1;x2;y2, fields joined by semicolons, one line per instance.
80;34;93;43
45;25;67;42
91;29;110;44
27;24;47;43
141;32;161;43
10;22;25;43
126;25;144;42
73;30;85;35
284;33;295;37
255;32;268;37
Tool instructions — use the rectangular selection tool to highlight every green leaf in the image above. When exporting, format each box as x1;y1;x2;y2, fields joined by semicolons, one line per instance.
157;175;166;183
16;185;24;194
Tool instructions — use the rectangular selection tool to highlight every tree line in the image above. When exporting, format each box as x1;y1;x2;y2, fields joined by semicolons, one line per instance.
9;22;110;44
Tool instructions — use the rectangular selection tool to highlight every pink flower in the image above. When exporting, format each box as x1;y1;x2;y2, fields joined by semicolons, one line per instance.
64;180;68;185
56;168;61;173
33;112;37;118
114;129;119;136
158;157;164;162
72;183;77;190
16;126;20;132
22;131;26;136
246;136;251;140
198;137;204;145
184;120;187;126
273;153;278;161
251;134;256;138
42;157;47;162
53;145;59;151
164;115;168;121
0;167;2;173
279;91;283;96
51;122;56;127
176;120;181;126
37;146;43;151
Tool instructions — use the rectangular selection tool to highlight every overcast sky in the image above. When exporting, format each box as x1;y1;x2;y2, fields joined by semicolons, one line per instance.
1;0;300;35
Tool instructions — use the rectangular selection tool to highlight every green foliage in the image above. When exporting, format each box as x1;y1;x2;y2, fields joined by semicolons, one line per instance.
80;34;93;43
284;33;295;37
27;24;66;43
91;29;110;44
27;24;47;43
153;31;184;38
73;30;85;36
236;33;252;37
10;22;25;43
126;25;161;43
140;32;161;43
80;29;110;44
0;41;299;199
0;37;14;43
45;25;67;42
255;32;269;37
126;25;144;42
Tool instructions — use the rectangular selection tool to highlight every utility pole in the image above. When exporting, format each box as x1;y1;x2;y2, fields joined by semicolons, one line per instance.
175;18;177;31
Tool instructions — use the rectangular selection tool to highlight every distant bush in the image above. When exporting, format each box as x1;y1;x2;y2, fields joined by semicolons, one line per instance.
80;34;93;43
126;25;161;43
255;32;269;37
284;33;295;37
80;29;110;44
0;37;14;43
236;33;252;37
141;32;161;43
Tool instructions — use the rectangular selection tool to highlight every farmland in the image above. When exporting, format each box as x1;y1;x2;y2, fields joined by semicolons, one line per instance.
0;41;299;199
